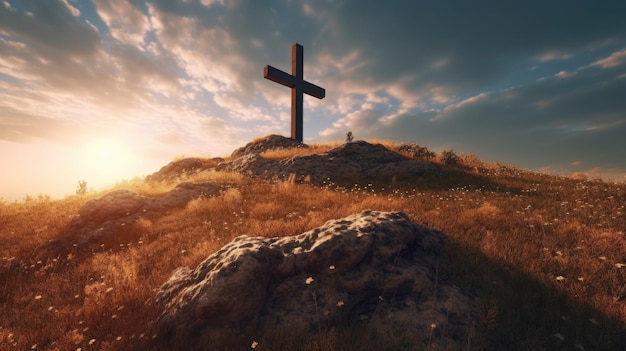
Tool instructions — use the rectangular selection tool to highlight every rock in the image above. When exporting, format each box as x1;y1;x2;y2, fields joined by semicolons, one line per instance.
75;189;148;226
66;182;220;248
146;157;223;182
230;134;308;158
217;140;440;184
155;210;472;347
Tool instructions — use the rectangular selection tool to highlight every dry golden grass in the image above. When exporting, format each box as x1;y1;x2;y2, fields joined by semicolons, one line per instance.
1;142;626;350
260;142;342;160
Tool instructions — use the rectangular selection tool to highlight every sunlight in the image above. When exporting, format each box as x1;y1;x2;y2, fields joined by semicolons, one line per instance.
84;139;123;163
78;137;139;189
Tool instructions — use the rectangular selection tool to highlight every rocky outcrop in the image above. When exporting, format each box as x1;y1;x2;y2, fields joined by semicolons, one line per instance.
66;182;220;248
146;157;223;182
156;210;472;347
230;134;308;158
217;140;440;184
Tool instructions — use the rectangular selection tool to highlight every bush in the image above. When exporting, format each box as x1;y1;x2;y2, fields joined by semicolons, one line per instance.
439;149;459;165
397;144;436;160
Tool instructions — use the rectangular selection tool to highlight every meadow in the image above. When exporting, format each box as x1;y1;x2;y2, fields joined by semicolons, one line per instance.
1;142;625;350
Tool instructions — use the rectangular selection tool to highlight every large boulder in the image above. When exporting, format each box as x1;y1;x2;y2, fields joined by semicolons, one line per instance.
230;134;308;158
217;140;440;184
155;210;472;347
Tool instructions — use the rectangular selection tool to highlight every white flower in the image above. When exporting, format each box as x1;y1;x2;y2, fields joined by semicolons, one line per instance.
251;341;258;349
615;263;625;268
88;339;96;345
305;277;314;285
329;265;335;270
336;301;344;307
556;276;565;281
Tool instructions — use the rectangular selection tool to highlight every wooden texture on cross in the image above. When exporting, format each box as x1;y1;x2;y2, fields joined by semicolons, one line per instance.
264;43;325;142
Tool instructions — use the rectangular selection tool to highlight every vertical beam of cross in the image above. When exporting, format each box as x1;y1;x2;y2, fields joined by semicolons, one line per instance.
264;43;325;142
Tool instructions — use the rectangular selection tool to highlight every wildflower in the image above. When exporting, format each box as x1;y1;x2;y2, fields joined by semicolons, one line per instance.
577;277;584;282
430;323;437;329
615;263;625;268
34;295;42;300
555;276;565;281
336;301;344;307
31;344;37;349
305;277;314;285
105;287;113;293
554;333;565;342
329;265;335;270
116;336;122;341
251;341;258;349
88;339;96;345
599;256;607;261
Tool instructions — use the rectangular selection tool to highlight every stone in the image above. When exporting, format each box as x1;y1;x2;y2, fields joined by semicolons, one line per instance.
146;157;223;182
155;210;472;347
65;182;220;249
230;134;308;158
218;140;440;185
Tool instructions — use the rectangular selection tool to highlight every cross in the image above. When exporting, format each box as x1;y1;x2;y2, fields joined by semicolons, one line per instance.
264;43;325;142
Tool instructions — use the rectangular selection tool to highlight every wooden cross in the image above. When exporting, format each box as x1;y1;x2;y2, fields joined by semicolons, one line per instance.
264;43;325;142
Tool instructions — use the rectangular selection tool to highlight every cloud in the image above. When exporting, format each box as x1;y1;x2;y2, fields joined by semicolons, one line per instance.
0;108;70;143
319;46;626;171
0;0;99;56
2;0;626;193
94;0;150;46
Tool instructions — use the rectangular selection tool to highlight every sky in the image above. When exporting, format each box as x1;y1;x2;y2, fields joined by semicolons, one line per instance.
1;0;626;200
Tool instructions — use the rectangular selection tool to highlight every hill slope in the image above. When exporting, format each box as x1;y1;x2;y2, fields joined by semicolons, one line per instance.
1;136;625;350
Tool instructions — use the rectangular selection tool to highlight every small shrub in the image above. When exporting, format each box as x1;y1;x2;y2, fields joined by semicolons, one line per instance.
439;149;459;165
397;144;436;160
345;131;354;143
76;180;88;195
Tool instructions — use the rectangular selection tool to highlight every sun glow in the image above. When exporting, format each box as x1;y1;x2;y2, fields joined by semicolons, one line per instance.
78;137;139;188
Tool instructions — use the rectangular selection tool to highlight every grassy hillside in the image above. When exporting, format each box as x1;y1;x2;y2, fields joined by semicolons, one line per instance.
1;142;625;350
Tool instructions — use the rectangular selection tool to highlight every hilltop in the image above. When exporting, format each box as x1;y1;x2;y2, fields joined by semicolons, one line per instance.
1;135;625;350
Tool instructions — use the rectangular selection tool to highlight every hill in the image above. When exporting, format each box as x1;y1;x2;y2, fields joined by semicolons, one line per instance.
1;135;625;350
